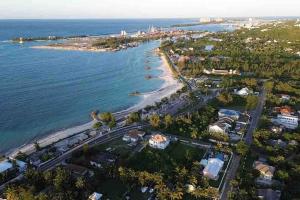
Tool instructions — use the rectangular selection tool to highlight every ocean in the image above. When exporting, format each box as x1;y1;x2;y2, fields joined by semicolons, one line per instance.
0;19;233;153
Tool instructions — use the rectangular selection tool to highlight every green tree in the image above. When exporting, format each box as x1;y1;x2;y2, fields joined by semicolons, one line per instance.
217;92;233;105
164;114;173;128
149;114;161;128
99;112;114;124
126;112;141;124
246;95;258;110
75;177;86;190
93;122;102;130
236;141;249;156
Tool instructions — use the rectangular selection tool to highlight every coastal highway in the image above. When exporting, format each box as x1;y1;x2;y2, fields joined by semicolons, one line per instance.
0;124;144;191
38;124;144;172
220;87;266;200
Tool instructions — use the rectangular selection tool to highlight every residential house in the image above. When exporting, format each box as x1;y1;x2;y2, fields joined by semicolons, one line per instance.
0;159;27;175
268;139;287;149
149;134;170;149
0;160;13;175
279;94;290;102
202;158;224;180
257;189;281;200
254;161;275;181
235;87;252;96
88;192;103;200
218;109;240;120
272;114;298;130
90;153;117;169
209;117;234;134
122;129;145;143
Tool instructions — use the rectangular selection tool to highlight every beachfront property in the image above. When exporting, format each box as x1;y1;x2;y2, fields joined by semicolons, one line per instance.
0;159;27;175
201;153;225;180
148;134;170;149
203;68;240;76
122;129;145;143
253;161;275;181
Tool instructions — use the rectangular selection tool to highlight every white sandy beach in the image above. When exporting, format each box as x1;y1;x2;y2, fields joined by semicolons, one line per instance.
8;51;183;158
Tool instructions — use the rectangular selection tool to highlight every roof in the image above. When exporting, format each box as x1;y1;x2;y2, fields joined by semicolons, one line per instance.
89;192;103;200
257;189;281;200
0;160;13;173
254;161;275;177
125;129;145;139
150;134;169;144
203;158;224;179
215;153;225;161
279;106;294;115
218;109;240;119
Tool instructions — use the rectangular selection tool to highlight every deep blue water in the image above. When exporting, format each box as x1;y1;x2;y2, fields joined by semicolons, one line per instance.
0;19;232;153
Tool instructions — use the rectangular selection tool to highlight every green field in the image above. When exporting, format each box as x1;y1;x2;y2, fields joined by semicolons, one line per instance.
126;142;206;175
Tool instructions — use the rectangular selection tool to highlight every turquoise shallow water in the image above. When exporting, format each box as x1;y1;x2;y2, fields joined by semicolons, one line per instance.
0;19;232;153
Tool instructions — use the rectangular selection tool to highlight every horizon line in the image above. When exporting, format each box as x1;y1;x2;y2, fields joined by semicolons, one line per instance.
0;16;299;20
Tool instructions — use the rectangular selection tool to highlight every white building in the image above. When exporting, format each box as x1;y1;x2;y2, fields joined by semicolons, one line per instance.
235;87;252;96
203;158;224;180
209;122;231;134
88;192;102;200
200;18;211;23
149;134;170;149
272;114;298;130
122;130;145;143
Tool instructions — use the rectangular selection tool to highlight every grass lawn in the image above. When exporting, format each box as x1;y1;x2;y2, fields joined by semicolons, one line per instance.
126;141;205;174
92;138;133;158
97;179;128;200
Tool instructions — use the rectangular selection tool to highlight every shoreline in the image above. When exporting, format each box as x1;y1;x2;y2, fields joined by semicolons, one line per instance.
7;49;183;158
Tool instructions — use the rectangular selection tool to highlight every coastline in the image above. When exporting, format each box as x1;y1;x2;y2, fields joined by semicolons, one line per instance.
7;50;183;158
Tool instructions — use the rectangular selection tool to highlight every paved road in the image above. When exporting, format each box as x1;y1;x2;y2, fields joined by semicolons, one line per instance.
39;125;142;171
0;125;143;191
220;88;266;200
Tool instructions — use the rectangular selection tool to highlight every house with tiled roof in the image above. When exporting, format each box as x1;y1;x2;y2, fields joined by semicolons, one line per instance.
149;134;170;149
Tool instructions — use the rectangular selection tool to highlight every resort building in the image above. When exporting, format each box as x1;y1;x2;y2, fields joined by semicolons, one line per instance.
218;109;240;120
149;134;170;149
202;158;224;180
122;129;145;143
253;161;275;181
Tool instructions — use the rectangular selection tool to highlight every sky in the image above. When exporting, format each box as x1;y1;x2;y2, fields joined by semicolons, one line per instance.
0;0;299;19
